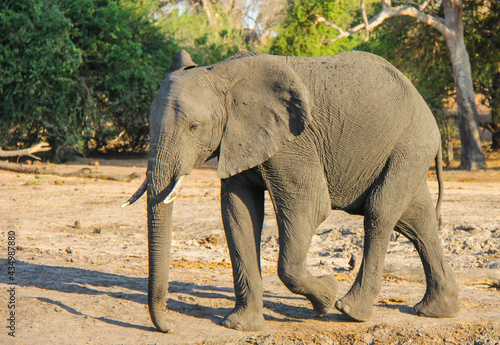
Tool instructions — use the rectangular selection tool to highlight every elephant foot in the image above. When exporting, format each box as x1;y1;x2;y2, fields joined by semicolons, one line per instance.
222;306;265;331
413;284;459;318
335;292;374;322
308;275;338;317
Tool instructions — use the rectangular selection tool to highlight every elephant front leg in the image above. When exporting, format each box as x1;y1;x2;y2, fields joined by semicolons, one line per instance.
265;157;338;318
221;176;265;331
277;227;339;317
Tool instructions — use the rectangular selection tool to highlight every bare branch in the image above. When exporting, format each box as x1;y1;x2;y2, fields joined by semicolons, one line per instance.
316;16;347;36
419;0;431;10
200;0;215;26
320;1;451;45
361;0;370;41
0;161;141;182
0;142;51;161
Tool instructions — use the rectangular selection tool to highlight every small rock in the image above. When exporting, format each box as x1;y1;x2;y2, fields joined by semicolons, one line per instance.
488;261;500;269
93;228;101;234
390;232;400;241
264;236;278;247
74;220;81;229
205;234;218;244
65;246;73;254
363;333;374;344
349;254;357;270
443;337;456;344
199;234;218;245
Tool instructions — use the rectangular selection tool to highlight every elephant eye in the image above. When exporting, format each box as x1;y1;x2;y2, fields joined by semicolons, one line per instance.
189;122;201;132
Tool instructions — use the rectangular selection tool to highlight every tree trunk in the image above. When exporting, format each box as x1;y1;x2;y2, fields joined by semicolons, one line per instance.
447;140;455;165
443;0;487;170
0;161;141;182
488;68;500;150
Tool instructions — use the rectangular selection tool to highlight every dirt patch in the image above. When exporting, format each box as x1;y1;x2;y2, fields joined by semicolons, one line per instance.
1;156;499;344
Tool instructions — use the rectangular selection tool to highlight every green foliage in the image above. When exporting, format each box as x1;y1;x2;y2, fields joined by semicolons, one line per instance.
269;0;370;56
0;0;82;153
4;0;497;157
0;0;179;158
0;0;255;158
159;5;247;66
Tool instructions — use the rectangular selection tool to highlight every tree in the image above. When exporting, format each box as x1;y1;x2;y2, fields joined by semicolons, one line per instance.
467;0;500;150
158;4;244;66
157;0;287;47
316;0;487;170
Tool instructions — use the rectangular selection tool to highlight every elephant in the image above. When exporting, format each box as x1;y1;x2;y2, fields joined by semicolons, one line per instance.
123;50;460;332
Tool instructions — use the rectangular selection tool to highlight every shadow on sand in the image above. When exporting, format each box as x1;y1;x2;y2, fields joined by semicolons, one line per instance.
3;259;364;332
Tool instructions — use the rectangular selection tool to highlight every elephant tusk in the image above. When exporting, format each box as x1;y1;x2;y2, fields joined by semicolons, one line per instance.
163;175;186;204
121;178;147;208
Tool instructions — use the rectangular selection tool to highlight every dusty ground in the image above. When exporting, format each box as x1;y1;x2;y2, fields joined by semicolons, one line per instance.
1;153;499;344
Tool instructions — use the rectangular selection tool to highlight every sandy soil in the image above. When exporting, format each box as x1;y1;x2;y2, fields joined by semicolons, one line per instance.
1;155;499;344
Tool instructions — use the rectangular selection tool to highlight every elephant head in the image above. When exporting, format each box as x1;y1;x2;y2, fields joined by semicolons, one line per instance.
123;50;312;332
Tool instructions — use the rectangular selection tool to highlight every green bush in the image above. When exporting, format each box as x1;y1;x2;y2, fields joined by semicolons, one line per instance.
0;0;179;159
269;0;367;57
159;5;247;66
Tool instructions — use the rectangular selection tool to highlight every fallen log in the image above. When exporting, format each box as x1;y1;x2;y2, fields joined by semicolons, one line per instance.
0;142;51;160
0;161;140;182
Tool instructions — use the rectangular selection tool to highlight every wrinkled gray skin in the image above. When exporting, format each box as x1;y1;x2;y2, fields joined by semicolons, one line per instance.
125;50;459;332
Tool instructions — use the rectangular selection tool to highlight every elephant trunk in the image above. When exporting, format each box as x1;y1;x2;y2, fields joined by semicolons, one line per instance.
146;132;188;332
147;198;174;333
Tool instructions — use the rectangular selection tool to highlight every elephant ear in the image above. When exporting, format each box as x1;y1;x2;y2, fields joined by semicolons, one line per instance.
217;54;312;179
169;50;197;72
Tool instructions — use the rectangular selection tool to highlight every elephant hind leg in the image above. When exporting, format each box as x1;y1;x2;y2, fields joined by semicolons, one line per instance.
335;155;424;322
395;183;459;318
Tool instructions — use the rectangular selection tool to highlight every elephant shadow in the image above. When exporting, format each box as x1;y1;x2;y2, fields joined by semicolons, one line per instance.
4;259;359;330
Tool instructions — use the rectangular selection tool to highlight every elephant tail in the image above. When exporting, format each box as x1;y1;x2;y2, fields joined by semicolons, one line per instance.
435;142;444;229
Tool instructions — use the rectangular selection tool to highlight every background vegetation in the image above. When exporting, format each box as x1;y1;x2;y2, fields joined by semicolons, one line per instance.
1;0;498;162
